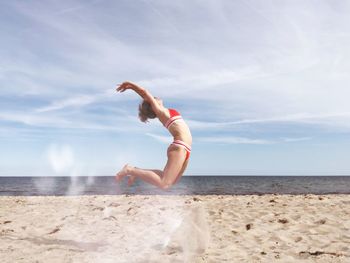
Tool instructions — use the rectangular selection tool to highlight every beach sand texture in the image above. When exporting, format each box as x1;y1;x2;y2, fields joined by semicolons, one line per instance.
1;194;349;262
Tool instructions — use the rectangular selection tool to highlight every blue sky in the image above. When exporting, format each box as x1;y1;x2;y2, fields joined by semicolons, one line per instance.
1;0;350;176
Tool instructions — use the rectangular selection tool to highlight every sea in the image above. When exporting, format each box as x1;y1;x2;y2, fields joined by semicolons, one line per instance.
0;176;349;196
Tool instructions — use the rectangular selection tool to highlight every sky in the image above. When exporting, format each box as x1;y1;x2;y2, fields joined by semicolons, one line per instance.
1;0;350;176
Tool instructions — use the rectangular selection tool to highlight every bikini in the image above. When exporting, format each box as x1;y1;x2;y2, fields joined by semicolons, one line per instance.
164;108;191;161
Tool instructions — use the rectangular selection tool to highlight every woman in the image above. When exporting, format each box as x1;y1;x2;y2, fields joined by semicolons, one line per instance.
115;81;192;190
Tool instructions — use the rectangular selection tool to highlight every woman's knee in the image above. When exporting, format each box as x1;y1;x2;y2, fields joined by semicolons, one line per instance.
160;176;174;190
160;183;171;190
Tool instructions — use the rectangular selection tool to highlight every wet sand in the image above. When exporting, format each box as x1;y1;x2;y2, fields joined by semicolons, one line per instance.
1;194;350;262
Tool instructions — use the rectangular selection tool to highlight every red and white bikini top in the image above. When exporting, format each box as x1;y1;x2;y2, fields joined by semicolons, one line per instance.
164;108;184;129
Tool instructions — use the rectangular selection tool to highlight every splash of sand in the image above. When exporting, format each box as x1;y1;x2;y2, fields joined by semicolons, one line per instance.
164;204;210;262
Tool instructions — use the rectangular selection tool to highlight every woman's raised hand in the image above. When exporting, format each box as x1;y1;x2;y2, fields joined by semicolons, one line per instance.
116;81;135;93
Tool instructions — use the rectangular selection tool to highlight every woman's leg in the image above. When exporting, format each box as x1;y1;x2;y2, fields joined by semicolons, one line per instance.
173;158;189;184
131;167;164;187
116;146;186;189
127;169;163;186
116;164;165;187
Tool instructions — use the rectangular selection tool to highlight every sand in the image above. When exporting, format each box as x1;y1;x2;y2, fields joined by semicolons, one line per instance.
1;194;350;263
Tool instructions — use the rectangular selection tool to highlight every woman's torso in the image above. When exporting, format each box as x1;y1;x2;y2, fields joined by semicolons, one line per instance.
158;108;192;145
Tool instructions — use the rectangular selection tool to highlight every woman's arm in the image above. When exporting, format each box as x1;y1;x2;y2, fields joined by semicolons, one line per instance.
116;81;163;115
116;81;152;101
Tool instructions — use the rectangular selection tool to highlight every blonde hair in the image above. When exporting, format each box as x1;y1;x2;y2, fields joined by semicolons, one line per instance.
138;100;156;123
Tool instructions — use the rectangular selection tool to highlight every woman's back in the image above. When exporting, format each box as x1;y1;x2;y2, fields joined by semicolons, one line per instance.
161;108;192;144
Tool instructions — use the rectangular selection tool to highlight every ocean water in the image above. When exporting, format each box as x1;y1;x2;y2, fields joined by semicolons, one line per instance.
0;176;349;196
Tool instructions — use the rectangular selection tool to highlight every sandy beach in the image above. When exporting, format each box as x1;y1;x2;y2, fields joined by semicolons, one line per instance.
1;194;349;262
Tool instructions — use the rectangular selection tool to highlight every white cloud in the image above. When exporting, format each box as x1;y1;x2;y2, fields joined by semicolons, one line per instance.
145;133;172;144
0;111;139;132
196;136;274;145
195;135;311;145
35;89;117;112
53;0;103;16
36;95;96;113
2;0;350;176
0;112;71;127
138;65;269;95
147;132;275;145
186;111;350;131
282;137;312;142
3;0;350;130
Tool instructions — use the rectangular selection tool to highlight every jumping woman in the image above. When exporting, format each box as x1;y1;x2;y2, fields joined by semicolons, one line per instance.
115;81;192;190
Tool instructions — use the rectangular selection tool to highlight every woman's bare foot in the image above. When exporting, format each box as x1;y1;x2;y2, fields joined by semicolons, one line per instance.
127;175;137;186
116;164;133;182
